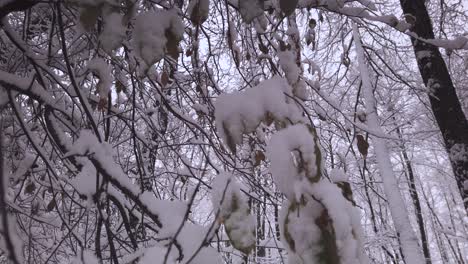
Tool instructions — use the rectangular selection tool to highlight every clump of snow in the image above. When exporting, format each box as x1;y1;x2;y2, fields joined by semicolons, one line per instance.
211;173;255;254
325;0;346;9
71;250;99;264
87;58;112;98
238;0;264;23
192;103;209;115
254;14;268;33
279;180;368;264
136;193;222;263
138;246;176;264
65;130;139;195
278;50;300;85
70;162;97;198
214;76;302;150
310;180;368;263
357;0;377;11
293;78;308;100
187;0;210;25
177;224;223;263
10;154;35;182
133;9;184;68
426;35;468;50
330;168;348;183
140;193;187;234
279;200;322;264
266;124;319;200
99;11;126;52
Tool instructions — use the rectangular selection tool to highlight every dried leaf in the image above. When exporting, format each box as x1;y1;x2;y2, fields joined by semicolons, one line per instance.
223;122;237;154
161;71;169;87
264;112;274;126
189;0;209;25
25;181;36;194
356;134;369;157
97;97;108;112
80;6;100;32
116;80;126;93
280;0;298;17
165;29;180;60
47;199;56;212
254;150;265;167
259;43;268;54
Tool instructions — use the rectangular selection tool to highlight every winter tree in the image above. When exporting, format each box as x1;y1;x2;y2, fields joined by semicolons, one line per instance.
0;0;467;263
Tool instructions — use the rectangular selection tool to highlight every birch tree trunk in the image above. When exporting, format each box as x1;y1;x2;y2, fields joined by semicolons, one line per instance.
399;0;468;210
352;23;426;264
397;127;432;264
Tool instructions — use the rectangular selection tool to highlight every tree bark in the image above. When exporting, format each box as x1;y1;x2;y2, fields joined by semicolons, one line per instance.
399;0;468;210
353;23;426;264
398;127;432;264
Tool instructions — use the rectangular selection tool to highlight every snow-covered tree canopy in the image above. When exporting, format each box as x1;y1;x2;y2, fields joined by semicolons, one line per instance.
0;0;467;263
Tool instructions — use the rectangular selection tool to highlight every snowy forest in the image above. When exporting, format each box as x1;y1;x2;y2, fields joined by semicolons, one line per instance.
0;0;467;263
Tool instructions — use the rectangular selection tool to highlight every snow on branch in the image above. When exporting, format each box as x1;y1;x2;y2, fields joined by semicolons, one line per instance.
214;76;304;152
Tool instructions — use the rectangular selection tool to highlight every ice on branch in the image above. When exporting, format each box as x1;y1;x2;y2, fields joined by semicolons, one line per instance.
214;76;303;152
211;173;255;254
133;9;184;68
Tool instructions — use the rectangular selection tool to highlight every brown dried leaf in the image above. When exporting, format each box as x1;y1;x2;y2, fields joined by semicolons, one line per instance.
223;122;236;154
47;199;56;212
116;80;126;93
161;71;169;87
97;97;108;112
356;134;369;157
165;29;180;60
254;150;265;167
280;0;298;17
25;181;36;194
80;6;100;32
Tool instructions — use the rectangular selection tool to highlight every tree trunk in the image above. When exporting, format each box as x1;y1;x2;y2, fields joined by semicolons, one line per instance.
397;127;432;264
353;23;426;264
399;0;468;210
